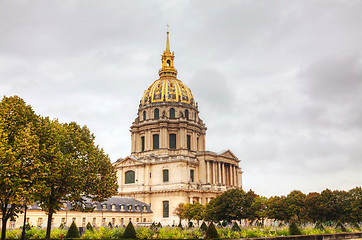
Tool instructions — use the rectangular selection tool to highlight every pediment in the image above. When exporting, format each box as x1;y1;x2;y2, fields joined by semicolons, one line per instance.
219;150;238;160
114;156;144;167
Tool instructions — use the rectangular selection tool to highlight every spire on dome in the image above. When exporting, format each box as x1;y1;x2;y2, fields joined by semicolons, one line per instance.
159;25;177;77
166;25;170;53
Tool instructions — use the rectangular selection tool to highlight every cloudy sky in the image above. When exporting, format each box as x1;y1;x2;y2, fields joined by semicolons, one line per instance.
1;0;361;197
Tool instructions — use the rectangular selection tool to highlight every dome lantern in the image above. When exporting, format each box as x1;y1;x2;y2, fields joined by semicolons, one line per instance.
140;27;195;107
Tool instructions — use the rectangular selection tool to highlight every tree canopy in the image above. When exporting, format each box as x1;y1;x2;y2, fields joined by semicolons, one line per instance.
0;96;118;240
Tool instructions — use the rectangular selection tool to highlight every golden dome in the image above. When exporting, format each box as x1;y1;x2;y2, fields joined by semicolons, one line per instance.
140;28;195;107
140;77;195;106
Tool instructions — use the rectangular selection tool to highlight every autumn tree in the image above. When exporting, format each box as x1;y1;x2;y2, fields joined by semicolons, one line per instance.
0;96;41;240
173;203;186;225
35;118;118;240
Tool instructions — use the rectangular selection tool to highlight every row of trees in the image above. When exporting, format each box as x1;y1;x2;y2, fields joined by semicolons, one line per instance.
174;187;361;225
0;96;118;240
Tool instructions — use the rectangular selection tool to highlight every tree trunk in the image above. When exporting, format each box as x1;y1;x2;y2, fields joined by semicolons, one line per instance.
1;210;8;240
45;212;53;240
21;205;27;240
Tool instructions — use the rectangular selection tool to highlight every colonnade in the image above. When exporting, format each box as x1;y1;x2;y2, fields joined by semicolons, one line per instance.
205;160;239;187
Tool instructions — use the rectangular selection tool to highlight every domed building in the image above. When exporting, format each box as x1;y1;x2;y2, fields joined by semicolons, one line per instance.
114;29;242;225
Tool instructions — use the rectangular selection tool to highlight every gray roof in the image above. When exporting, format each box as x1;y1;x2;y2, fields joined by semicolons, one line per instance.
28;196;152;213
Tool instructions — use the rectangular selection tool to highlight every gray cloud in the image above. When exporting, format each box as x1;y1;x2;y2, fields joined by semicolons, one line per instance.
1;0;361;197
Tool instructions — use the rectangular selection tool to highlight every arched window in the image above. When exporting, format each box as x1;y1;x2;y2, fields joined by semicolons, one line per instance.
185;110;189;120
154;108;159;119
125;170;135;184
169;108;175;119
167;60;171;66
143;111;146;121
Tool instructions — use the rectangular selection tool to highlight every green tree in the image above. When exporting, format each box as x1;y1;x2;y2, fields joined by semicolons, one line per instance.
0;96;41;240
266;195;288;222
241;190;258;222
35;118;118;240
205;188;245;222
184;202;205;226
252;196;268;224
346;187;362;223
285;190;306;223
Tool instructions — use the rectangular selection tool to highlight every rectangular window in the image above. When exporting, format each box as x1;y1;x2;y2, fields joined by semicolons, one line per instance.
120;218;124;226
187;135;191;150
92;218;96;227
153;134;159;149
163;201;169;218
72;217;76;224
163;169;169;182
169;134;176;149
37;218;42;227
141;136;145;151
102;218;106;226
82;217;86;227
112;218;115;226
190;169;194;182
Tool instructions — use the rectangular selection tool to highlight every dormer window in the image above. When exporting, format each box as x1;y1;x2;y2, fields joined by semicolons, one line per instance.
143;111;146;121
112;204;116;211
102;204;107;210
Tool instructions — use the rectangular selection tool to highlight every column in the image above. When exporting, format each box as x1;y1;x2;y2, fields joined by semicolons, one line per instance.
230;164;233;187
218;162;221;184
235;167;239;187
221;163;225;185
206;161;210;183
211;162;216;184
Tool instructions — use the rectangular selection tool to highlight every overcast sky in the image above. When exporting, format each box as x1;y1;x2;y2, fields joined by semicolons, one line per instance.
1;0;361;197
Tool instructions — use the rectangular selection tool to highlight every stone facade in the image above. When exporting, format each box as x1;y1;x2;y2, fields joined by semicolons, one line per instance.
114;30;242;225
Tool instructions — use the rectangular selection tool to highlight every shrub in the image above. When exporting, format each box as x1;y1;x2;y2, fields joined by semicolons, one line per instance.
136;227;153;239
200;221;207;232
123;221;137;239
188;221;193;228
336;221;347;232
222;220;227;227
157;222;162;228
206;222;219;239
65;221;80;239
289;222;302;235
86;222;93;231
231;222;241;231
314;221;325;231
150;222;157;229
